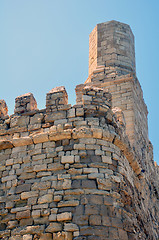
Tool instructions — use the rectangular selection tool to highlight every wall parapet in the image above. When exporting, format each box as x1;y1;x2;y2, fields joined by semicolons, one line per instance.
0;85;141;177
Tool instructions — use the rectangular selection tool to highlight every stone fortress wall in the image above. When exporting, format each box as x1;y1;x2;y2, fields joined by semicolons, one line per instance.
0;20;158;240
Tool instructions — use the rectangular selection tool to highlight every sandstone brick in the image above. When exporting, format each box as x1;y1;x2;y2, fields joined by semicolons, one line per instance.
64;223;79;232
61;155;74;164
45;222;62;233
38;194;53;204
32;210;40;218
39;233;52;240
57;212;72;221
34;164;47;172
16;210;31;219
47;163;64;171
21;191;38;199
23;235;32;240
102;156;112;164
13;137;33;147
0;140;13;150
33;132;49;144
58;200;79;207
49;214;56;221
32;181;51;190
16;184;31;194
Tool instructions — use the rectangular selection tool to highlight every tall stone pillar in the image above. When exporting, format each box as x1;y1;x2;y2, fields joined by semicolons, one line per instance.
89;20;136;77
86;20;148;167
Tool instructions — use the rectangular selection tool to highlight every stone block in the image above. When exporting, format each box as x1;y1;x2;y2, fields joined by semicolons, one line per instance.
32;181;51;190
13;137;33;147
85;205;100;215
45;222;62;233
89;215;101;225
82;180;96;189
39;233;52;240
102;156;112;164
23;235;33;240
49;214;57;221
102;216;111;226
57;212;72;221
16;210;31;219
32;210;40;219
0;140;13;150
33;133;49;144
64;223;79;232
21;191;38;200
89;195;103;205
58;200;79;208
61;155;74;164
38;194;53;204
34;164;47;172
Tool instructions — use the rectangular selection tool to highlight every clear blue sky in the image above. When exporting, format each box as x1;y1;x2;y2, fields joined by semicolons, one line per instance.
0;0;159;163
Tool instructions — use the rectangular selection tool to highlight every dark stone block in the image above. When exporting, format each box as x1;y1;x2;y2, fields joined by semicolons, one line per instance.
89;215;102;225
82;180;96;189
58;207;75;214
74;237;87;240
85;205;100;215
108;226;119;239
104;196;113;206
73;215;88;225
91;156;102;163
16;184;31;194
55;140;62;147
75;205;84;215
100;205;109;216
63;144;74;151
62;139;70;146
72;180;81;189
0;223;6;231
89;195;103;205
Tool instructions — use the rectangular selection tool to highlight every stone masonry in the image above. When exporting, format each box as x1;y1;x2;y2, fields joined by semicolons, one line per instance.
0;20;158;240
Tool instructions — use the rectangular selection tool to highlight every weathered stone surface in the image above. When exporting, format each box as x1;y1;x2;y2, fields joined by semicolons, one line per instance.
0;140;13;150
57;212;72;221
39;233;52;240
16;210;31;220
13;137;33;147
38;194;53;204
45;222;62;233
0;99;8;117
33;132;49;144
64;223;79;232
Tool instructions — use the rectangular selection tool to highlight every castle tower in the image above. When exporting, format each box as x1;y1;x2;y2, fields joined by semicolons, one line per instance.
89;20;136;77
83;20;148;168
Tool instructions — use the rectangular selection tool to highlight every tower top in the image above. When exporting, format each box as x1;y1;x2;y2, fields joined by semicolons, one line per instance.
89;20;136;77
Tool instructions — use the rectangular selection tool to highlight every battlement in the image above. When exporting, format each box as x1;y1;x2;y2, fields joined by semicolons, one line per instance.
0;85;112;120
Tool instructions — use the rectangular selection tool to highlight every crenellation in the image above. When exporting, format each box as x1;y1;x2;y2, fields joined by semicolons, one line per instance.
0;20;158;240
46;86;68;113
14;93;37;114
0;99;8;119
